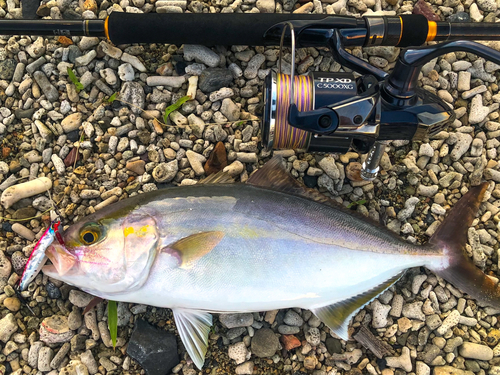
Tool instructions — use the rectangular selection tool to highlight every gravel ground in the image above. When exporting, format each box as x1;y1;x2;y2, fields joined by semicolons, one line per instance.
0;0;500;374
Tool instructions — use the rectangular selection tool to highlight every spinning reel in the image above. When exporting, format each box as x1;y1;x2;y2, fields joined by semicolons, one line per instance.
261;20;500;180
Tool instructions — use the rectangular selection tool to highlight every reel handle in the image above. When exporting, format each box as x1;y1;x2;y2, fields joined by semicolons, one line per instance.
385;40;500;101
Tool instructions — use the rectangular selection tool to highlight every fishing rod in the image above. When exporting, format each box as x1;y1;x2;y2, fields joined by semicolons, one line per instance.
1;13;500;47
2;13;500;180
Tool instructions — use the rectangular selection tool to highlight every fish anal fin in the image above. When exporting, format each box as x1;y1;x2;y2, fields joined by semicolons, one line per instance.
311;272;403;340
164;231;224;269
172;309;213;370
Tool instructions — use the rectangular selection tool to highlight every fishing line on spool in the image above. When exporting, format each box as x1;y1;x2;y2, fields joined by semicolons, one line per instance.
274;73;313;150
272;22;314;150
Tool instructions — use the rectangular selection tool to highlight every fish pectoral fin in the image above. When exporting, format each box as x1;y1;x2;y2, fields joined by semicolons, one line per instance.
311;272;404;340
164;231;224;269
172;309;213;370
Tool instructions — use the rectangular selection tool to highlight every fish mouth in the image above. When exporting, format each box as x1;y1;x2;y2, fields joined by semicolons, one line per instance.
45;243;77;276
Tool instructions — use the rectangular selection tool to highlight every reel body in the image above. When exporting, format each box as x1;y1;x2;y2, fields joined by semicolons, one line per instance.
262;72;453;155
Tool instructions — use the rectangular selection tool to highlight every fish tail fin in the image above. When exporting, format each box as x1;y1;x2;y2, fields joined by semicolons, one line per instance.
427;182;499;308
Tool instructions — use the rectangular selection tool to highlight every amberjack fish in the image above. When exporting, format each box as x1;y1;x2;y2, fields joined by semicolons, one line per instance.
42;157;496;369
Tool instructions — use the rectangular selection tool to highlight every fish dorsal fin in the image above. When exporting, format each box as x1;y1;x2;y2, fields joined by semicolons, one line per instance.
163;231;225;269
172;309;213;370
247;156;331;204
199;171;234;184
311;272;404;340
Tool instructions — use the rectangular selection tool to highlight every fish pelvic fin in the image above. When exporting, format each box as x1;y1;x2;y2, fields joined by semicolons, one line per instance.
427;182;500;309
311;272;404;340
172;309;213;370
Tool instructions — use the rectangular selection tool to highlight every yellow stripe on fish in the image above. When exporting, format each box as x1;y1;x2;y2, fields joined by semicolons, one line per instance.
124;225;153;238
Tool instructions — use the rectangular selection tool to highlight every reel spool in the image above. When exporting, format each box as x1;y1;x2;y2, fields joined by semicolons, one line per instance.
262;71;357;153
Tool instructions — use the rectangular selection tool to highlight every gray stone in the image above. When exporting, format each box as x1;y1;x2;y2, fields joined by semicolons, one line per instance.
26;37;46;58
459;342;493;360
251;328;279;358
305;327;321;346
50;342;70;369
284;310;304;326
33;71;59;101
199;68;233;93
468;94;490;124
69;290;94;308
127;319;179;375
219;313;254;328
184;45;220;68
61;113;83;133
450;133;473;161
120;81;145;115
186;150;206;176
68;307;83;330
37;347;54;372
278;324;300;334
256;0;275;13
221;98;240;121
117;302;132;326
28;341;44;368
318;156;340;180
397;197;420;221
152;160;178;183
0;251;12;290
244;54;265;79
0;59;16;80
81;350;99;374
0;313;17;343
118;63;135;81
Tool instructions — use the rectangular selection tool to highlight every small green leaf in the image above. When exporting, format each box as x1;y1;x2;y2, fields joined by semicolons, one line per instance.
79;132;85;142
67;67;84;92
163;96;191;124
347;199;367;209
108;300;117;349
234;120;246;127
106;92;118;103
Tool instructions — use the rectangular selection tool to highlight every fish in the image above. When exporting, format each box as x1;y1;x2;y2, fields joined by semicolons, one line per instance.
18;221;60;291
42;156;496;369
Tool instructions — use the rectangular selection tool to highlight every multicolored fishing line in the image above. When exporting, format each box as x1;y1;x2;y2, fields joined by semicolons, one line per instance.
274;73;313;150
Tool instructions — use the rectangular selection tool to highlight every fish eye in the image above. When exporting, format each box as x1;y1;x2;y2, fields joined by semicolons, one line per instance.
80;225;101;245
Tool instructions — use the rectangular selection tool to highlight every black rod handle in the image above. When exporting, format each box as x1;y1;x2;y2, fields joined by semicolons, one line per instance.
106;12;360;46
